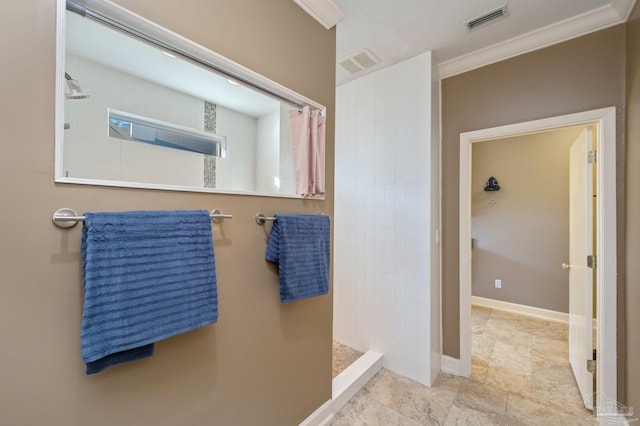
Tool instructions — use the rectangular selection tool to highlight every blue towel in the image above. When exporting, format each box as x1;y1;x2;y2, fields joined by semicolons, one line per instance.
80;210;218;374
266;214;330;303
85;344;154;375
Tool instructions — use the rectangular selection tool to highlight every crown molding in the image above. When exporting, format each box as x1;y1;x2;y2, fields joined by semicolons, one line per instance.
438;0;636;79
293;0;344;30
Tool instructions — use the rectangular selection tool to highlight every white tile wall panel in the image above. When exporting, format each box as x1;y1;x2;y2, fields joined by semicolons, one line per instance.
334;51;435;385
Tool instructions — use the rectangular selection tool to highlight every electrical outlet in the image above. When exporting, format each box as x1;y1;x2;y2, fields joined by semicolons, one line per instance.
495;279;502;289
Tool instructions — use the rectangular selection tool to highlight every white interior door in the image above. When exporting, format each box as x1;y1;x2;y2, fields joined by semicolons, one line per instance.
568;127;594;410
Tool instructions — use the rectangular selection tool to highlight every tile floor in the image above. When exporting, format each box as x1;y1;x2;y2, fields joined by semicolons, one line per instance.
333;341;365;378
330;306;594;425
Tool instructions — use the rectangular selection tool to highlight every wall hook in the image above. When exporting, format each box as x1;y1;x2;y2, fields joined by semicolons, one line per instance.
484;176;500;191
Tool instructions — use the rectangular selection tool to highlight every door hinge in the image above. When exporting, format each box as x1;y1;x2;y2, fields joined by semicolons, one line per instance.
587;150;597;163
587;255;596;269
587;349;596;373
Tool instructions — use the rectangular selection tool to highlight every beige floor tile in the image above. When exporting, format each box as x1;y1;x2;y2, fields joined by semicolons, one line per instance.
431;372;468;393
471;306;492;320
489;309;523;321
489;341;532;376
332;306;591;426
535;322;569;340
532;361;577;387
506;393;593;426
484;327;532;348
514;317;551;334
453;379;508;416
485;367;533;398
471;336;495;363
531;349;569;374
471;319;488;334
485;317;520;334
329;392;423;426
444;405;519;426
470;357;489;383
532;334;569;362
531;375;591;418
365;369;455;425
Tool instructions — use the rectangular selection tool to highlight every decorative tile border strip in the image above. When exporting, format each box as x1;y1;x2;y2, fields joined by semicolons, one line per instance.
203;101;217;188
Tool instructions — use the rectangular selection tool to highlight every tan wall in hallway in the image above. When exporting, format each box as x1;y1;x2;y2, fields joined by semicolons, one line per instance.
625;2;640;414
471;128;581;312
0;1;335;425
441;25;627;399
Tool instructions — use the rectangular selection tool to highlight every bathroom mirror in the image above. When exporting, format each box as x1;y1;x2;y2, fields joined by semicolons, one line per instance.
55;0;325;198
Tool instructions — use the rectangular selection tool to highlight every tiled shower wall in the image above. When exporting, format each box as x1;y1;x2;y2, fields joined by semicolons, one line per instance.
64;54;260;191
64;54;205;186
334;51;438;385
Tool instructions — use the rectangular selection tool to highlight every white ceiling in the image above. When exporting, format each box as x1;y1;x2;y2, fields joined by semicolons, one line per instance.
67;1;636;100
333;0;636;85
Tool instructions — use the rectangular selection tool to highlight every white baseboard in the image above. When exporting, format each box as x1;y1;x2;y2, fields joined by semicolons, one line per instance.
299;400;333;426
332;351;383;412
440;355;461;376
597;414;634;426
299;350;383;426
471;296;569;324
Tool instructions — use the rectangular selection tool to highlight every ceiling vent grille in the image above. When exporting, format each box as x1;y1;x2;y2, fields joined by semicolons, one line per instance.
339;48;380;75
465;5;508;31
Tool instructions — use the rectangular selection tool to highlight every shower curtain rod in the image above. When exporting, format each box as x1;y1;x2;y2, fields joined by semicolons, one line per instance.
52;208;232;229
65;0;325;113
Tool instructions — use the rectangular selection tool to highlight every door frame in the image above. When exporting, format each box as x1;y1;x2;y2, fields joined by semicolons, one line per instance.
458;107;617;408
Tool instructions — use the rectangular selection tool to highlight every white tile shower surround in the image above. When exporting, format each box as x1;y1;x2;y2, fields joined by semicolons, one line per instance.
65;54;205;186
334;51;438;386
64;54;278;191
329;307;593;425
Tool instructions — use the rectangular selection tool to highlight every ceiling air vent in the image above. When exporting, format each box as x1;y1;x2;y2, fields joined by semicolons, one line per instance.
339;48;380;75
465;5;508;31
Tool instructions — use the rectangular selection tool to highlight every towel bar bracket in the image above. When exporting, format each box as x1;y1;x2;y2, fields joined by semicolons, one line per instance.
52;208;232;229
255;213;276;225
52;208;83;228
210;209;232;224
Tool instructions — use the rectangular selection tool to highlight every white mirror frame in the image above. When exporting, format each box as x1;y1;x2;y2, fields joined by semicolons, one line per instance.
55;0;326;198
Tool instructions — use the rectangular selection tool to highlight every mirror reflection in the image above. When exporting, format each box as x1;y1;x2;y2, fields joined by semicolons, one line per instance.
62;11;299;196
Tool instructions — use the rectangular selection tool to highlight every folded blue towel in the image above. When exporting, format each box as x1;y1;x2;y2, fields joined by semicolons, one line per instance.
266;214;330;302
85;344;154;375
81;210;217;374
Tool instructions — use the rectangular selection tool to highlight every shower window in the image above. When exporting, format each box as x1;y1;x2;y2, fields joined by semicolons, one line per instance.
108;109;226;157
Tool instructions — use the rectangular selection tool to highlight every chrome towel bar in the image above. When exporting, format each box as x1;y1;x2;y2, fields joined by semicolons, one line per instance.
52;208;232;229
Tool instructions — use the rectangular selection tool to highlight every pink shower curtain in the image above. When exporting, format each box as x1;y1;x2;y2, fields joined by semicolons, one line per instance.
290;106;326;196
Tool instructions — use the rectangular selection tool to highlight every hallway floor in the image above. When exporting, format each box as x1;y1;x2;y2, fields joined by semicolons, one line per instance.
329;306;593;425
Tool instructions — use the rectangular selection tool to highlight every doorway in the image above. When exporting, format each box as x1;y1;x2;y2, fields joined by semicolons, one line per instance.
458;107;617;415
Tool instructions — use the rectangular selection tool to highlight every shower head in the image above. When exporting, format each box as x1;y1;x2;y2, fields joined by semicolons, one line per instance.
65;72;91;99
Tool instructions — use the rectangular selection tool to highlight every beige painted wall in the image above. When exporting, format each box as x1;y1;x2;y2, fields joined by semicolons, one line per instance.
471;128;583;312
441;25;627;400
625;2;640;415
0;1;335;425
